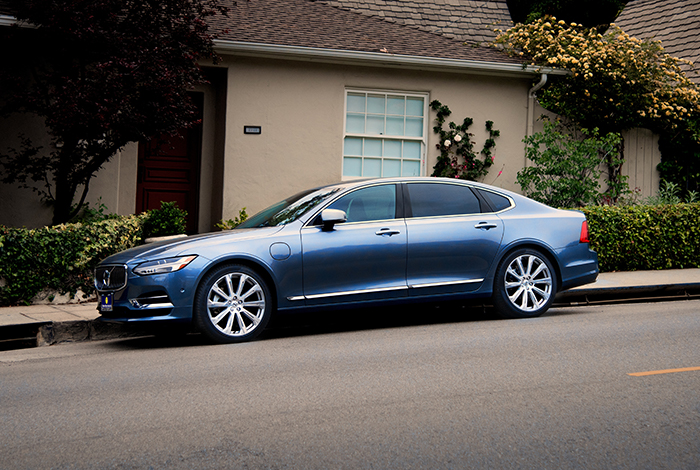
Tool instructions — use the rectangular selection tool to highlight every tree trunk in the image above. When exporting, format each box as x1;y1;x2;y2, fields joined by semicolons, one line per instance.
51;175;77;226
606;135;625;203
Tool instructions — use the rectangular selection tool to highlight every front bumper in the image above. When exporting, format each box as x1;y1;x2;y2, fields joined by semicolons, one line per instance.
95;257;208;323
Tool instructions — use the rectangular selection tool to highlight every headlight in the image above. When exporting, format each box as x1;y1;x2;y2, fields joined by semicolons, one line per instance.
133;255;197;276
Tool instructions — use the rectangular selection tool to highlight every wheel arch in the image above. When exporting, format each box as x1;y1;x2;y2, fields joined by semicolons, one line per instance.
493;241;563;293
195;256;279;310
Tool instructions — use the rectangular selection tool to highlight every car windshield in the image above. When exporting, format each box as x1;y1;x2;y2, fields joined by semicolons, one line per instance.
236;186;343;228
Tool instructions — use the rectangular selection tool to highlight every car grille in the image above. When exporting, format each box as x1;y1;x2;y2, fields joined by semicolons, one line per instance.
94;265;127;291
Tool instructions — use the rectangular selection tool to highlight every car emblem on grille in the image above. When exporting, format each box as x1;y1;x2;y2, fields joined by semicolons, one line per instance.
102;268;112;288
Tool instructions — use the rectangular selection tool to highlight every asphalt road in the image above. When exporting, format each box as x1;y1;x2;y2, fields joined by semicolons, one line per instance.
1;300;699;469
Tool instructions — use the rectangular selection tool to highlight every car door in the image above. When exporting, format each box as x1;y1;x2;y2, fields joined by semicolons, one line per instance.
300;183;408;306
404;181;504;296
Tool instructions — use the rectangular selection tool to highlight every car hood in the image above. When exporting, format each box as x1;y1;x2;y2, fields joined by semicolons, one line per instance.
99;226;285;264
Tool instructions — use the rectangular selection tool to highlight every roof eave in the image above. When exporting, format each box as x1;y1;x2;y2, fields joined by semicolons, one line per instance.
213;40;569;78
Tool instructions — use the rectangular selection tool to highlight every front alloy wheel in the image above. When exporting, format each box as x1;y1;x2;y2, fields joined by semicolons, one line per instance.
194;265;272;343
493;249;556;318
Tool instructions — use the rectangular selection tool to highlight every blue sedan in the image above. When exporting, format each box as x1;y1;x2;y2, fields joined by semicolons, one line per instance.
94;177;598;343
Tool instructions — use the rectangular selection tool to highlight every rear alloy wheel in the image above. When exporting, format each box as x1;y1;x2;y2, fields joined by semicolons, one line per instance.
493;249;556;319
194;265;272;343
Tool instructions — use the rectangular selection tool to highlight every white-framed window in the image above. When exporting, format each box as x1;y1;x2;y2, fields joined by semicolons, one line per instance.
343;89;428;179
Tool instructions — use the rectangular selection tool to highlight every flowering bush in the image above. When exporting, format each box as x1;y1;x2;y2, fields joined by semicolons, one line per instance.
430;100;500;181
495;18;700;135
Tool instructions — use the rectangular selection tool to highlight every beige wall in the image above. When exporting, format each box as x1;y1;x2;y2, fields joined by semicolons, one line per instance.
220;56;534;219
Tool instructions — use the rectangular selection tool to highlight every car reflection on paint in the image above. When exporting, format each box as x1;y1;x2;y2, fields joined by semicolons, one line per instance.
94;177;598;343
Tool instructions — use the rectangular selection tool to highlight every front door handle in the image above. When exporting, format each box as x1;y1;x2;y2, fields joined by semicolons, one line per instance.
475;222;498;230
376;228;401;237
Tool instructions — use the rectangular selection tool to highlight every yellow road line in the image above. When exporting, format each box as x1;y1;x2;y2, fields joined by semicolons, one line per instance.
628;366;700;377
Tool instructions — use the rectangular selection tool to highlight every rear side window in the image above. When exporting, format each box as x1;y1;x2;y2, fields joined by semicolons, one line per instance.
476;189;512;212
407;183;481;218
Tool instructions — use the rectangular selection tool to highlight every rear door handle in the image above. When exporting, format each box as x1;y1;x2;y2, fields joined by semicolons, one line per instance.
475;222;498;230
376;228;401;237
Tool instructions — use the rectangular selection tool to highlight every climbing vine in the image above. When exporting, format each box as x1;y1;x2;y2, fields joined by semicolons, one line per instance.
430;100;500;181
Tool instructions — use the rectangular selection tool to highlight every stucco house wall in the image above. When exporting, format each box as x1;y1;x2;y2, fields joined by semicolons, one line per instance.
218;56;535;221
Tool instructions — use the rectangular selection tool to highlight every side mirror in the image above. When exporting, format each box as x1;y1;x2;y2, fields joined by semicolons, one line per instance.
321;209;347;231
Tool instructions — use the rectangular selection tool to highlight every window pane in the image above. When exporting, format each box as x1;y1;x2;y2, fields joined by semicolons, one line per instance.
477;189;512;212
329;185;396;223
344;137;363;156
387;96;405;115
384;159;401;177
384;140;401;158
402;160;421;177
405;117;423;137
403;141;421;159
367;115;385;135
386;116;404;136
364;158;382;177
346;114;365;133
407;183;481;217
344;91;427;178
367;95;385;114
406;97;424;116
364;139;382;156
343;157;363;177
347;94;366;113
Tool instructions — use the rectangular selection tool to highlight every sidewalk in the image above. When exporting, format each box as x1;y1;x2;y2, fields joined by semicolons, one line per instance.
2;269;700;350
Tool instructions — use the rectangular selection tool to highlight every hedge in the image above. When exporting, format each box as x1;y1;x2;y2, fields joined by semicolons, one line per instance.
583;203;700;272
0;215;145;306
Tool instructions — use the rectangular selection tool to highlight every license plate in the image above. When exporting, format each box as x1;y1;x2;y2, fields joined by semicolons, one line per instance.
100;293;113;312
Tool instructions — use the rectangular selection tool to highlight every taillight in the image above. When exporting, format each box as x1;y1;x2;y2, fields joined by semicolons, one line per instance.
580;220;590;243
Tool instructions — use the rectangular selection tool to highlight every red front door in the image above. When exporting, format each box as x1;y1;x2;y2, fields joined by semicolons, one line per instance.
136;93;203;234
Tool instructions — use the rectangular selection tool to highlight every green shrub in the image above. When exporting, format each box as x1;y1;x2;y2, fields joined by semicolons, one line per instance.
216;208;248;230
583;203;700;272
0;215;145;306
517;122;625;208
142;201;187;238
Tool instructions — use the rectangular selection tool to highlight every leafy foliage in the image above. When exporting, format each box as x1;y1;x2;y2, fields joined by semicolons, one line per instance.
216;208;249;230
641;181;698;205
495;17;700;198
142;202;188;239
69;198;120;224
657;118;700;197
430;100;500;181
495;19;700;136
583;204;700;272
0;0;227;225
0;216;145;306
516;121;625;207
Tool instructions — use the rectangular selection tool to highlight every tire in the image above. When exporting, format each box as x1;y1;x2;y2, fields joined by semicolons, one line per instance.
492;248;557;319
193;264;272;343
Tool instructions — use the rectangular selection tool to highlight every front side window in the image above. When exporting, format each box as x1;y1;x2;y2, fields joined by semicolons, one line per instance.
407;183;481;218
326;184;397;223
343;90;427;179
